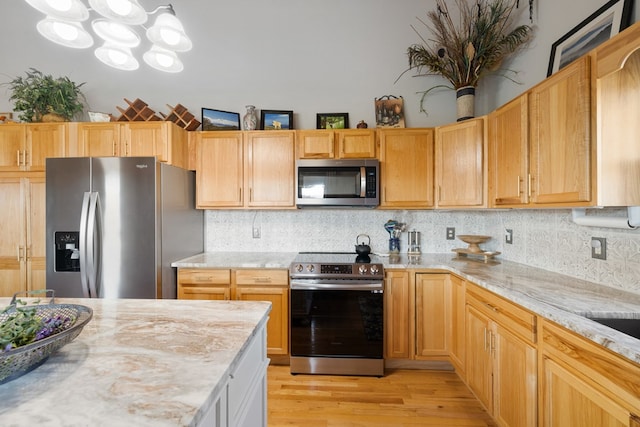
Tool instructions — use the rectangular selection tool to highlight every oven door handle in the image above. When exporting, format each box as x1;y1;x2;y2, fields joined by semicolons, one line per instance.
290;280;383;291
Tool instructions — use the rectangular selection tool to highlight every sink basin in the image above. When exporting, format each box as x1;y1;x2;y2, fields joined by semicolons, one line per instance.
589;317;640;340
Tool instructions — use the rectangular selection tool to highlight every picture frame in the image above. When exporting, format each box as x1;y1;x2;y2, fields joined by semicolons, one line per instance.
260;110;293;130
374;95;405;128
547;0;632;76
316;113;349;129
201;108;240;131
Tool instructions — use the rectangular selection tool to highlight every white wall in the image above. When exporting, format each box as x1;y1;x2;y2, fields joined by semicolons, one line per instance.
2;1;636;127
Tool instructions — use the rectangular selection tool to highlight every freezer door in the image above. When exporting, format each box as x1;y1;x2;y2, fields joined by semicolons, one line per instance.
92;157;158;298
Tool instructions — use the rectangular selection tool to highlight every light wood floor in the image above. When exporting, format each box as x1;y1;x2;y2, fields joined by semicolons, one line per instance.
267;365;497;427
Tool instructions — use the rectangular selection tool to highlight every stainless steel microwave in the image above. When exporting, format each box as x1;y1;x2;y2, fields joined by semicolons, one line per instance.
295;159;379;207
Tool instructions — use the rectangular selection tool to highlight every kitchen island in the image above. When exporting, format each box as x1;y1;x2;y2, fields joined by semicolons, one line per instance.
0;298;271;427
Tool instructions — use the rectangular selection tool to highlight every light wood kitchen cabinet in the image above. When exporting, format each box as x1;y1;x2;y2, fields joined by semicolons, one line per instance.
0;123;68;172
234;269;289;355
177;267;289;356
296;129;376;159
378;128;434;209
384;270;411;359
466;283;537;427
540;319;640;427
71;122;188;169
435;117;487;208
196;130;295;209
0;175;46;297
529;56;591;205
449;274;466;375
593;22;640;206
415;273;450;359
488;94;529;206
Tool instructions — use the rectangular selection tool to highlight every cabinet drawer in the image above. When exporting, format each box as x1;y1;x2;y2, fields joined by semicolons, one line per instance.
235;269;288;285
467;283;536;343
178;268;230;285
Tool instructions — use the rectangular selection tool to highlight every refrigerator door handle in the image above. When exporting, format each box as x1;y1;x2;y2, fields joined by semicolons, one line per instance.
79;192;91;298
86;192;102;298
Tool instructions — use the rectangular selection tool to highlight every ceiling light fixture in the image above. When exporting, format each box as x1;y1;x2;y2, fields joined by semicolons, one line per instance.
24;0;192;73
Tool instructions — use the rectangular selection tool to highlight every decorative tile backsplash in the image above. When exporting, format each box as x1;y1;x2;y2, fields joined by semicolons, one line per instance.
205;208;640;293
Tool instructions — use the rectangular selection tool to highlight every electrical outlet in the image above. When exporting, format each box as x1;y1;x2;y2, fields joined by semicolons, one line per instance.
446;227;455;240
252;226;261;239
505;229;513;244
591;237;606;260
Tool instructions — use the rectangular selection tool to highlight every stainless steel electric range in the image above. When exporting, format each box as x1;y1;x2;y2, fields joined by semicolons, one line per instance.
289;252;384;376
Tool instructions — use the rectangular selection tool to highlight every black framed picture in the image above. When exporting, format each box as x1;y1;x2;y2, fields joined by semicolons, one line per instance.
201;108;240;131
260;110;293;130
547;0;633;76
316;113;349;129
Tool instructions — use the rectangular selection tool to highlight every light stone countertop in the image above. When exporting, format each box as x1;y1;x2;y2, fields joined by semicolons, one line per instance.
0;298;271;426
173;251;640;365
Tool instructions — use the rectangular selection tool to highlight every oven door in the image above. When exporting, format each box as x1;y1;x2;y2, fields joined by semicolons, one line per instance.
289;280;384;359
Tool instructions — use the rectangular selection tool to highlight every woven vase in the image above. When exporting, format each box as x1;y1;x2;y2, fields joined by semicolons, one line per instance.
456;86;476;122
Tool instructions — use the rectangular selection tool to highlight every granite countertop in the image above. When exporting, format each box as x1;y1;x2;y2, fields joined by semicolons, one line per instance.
0;298;271;426
173;251;640;365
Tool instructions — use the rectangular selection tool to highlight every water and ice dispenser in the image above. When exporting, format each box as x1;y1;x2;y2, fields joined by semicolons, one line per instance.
54;231;80;272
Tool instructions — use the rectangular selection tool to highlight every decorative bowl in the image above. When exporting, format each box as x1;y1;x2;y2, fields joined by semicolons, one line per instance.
457;235;491;253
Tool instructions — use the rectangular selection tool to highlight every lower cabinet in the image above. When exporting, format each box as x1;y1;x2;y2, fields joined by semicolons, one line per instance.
415;273;450;359
177;268;289;356
540;320;640;427
466;283;537;427
384;270;411;359
200;319;268;427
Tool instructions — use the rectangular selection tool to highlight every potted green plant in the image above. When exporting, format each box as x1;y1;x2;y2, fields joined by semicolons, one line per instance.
402;0;532;120
8;68;86;122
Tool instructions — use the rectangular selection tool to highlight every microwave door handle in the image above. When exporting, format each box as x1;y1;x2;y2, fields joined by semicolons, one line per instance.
360;166;366;198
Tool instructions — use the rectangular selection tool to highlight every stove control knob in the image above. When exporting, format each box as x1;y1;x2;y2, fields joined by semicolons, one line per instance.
306;264;315;273
295;264;303;272
370;265;379;275
358;265;368;275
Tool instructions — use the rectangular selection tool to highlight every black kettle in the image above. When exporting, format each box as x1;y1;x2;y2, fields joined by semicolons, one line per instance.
355;234;371;255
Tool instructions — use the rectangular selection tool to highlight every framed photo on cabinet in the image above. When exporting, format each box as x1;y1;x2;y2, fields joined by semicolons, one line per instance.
316;113;349;129
260;110;293;130
547;0;633;76
201;108;240;131
374;95;405;128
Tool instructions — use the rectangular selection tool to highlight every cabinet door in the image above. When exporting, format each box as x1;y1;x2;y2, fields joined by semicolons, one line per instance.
449;275;466;374
245;131;295;207
415;273;450;358
76;123;120;157
196;132;244;208
337;130;376;158
0;177;26;296
529;56;591;204
379;128;434;208
384;271;411;359
26;177;46;292
297;130;335;158
466;304;493;411
26;123;67;171
541;357;628;427
489;94;529;206
493;323;537;427
436;117;486;207
236;286;288;355
124;122;168;160
0;124;25;171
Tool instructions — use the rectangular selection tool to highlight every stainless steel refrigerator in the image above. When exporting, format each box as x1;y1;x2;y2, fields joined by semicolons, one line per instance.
45;157;203;299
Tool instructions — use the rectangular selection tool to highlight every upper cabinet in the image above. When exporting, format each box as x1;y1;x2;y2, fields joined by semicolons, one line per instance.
593;22;640;207
529;56;592;205
196;130;295;209
72;122;188;169
297;129;376;159
0;123;68;172
378;128;434;209
436;117;487;208
488;94;529;206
